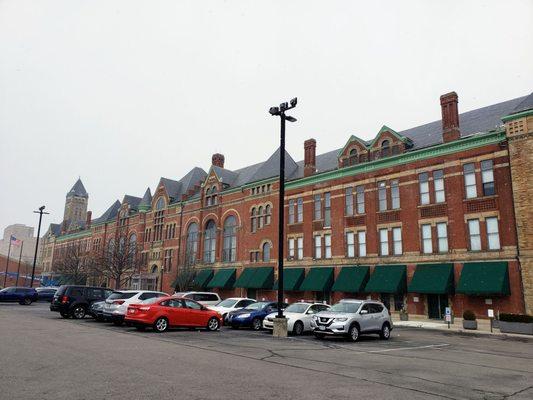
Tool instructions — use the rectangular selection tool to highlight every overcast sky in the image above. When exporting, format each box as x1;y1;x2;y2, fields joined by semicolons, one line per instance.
1;0;532;236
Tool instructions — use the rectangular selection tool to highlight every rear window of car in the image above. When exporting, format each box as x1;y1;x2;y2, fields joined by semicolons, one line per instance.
55;286;68;296
108;292;137;300
193;293;219;302
330;302;362;313
69;288;84;297
139;292;160;300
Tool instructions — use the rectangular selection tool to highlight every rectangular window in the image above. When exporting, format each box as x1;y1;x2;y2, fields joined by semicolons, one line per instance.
468;219;481;251
419;172;430;205
464;163;477;199
324;234;332;259
288;199;295;224
434;170;445;203
324;192;331;227
356;185;365;214
421;224;432;254
486;217;500;250
391;180;400;209
297;237;304;260
358;231;366;257
378;181;387;211
345;187;354;216
297;198;303;223
481;160;495;196
288;238;295;259
314;235;322;259
392;227;402;255
314;194;321;220
379;228;389;256
436;222;448;253
346;232;355;258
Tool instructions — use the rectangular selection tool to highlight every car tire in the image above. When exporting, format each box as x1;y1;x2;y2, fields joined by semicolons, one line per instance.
207;317;220;331
60;311;70;319
252;318;262;331
347;324;360;342
293;321;304;336
314;333;326;340
380;323;391;340
153;317;168;333
20;298;32;305
71;305;86;319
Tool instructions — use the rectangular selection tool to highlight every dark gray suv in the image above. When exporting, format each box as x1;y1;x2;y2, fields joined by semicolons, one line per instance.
311;299;393;342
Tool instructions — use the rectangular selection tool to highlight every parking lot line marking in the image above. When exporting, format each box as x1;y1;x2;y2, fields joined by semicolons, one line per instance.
366;344;450;353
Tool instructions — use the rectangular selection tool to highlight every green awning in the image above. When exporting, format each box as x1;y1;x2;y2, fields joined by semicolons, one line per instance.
408;264;454;294
273;268;305;291
299;267;334;292
192;269;214;289
364;265;406;294
331;266;370;293
206;268;236;289
456;262;510;295
235;267;274;289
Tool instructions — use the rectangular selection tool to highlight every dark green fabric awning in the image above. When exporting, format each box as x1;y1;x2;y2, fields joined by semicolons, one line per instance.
331;266;370;293
206;268;236;289
273;268;305;291
235;267;274;289
364;265;406;294
299;267;334;292
456;262;510;295
192;269;214;289
408;264;454;294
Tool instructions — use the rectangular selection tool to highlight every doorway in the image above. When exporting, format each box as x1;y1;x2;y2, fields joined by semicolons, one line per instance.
427;294;448;319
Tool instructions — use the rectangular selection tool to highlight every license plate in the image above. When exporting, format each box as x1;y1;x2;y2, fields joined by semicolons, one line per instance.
319;325;325;331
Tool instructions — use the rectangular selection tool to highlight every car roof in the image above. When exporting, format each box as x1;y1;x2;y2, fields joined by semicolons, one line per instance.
224;297;255;301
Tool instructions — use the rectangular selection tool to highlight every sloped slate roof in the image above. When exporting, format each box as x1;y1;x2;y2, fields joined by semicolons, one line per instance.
212;166;238;186
138;187;152;209
47;223;62;237
92;200;121;224
509;92;533;115
122;195;142;208
158;167;207;204
67;178;88;198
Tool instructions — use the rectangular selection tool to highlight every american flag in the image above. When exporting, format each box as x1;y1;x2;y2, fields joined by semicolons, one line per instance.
10;235;22;246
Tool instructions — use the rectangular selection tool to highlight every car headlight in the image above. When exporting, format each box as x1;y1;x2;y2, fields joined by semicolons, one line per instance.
334;318;348;322
313;316;319;321
238;313;251;318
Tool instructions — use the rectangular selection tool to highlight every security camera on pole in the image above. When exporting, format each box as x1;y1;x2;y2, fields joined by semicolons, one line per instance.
269;97;297;338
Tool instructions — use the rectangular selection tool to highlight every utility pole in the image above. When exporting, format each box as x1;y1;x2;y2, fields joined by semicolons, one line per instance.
3;239;12;287
15;241;24;286
30;206;49;287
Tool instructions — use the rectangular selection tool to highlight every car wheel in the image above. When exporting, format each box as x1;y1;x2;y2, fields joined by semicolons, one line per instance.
347;324;360;342
314;332;326;340
252;318;262;331
153;317;168;333
380;323;391;340
60;311;70;319
71;305;86;319
293;321;304;336
207;317;220;331
20;298;32;305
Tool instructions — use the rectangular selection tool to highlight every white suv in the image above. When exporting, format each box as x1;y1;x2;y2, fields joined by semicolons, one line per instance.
263;302;331;335
174;291;221;306
103;290;167;325
208;297;256;321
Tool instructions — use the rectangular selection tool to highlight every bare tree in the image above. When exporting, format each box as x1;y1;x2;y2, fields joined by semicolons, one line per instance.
173;263;196;292
53;243;92;285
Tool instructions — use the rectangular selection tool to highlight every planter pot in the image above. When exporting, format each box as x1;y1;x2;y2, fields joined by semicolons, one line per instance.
499;321;533;335
399;313;409;321
463;320;477;330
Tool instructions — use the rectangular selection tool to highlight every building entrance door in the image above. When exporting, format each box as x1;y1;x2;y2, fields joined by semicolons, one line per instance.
427;294;448;319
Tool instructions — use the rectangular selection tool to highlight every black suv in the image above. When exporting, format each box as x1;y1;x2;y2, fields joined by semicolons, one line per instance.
50;285;113;319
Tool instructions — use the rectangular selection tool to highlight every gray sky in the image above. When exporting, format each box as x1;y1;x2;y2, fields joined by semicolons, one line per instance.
1;0;532;235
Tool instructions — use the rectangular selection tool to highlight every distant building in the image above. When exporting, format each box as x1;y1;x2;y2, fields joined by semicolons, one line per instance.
0;224;39;265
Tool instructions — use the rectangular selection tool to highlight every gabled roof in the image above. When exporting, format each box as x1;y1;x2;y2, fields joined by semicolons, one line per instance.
158;167;207;204
46;223;62;237
249;147;298;183
337;135;370;157
212;166;239;186
92;200;121;224
368;125;412;148
122;195;142;209
67;178;88;198
138;188;152;211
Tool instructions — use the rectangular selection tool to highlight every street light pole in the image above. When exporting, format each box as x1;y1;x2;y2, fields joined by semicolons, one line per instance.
269;98;297;337
30;206;49;287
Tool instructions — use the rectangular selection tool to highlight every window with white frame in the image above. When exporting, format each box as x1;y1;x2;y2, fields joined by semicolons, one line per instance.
468;219;481;251
346;232;355;257
314;194;321;220
486;217;500;250
379;228;389;256
314;235;322;259
421;224;432;254
258;206;264;229
324;234;332;259
297;198;303;223
345;187;353;216
481;160;495;196
297;237;304;260
358;231;366;257
378;181;387;211
265;205;271;225
288;238;295;259
324;192;331;227
436;222;448;253
434;170;445;203
391;180;400;209
288;199;295;224
464;163;477;199
419;172;430;205
356;185;365;214
392;227;402;255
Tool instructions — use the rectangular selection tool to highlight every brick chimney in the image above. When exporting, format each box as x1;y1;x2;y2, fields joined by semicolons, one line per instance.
212;153;225;168
440;91;460;143
304;139;317;177
86;211;92;228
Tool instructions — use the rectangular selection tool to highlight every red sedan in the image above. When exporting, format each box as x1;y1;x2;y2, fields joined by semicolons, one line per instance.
125;296;222;333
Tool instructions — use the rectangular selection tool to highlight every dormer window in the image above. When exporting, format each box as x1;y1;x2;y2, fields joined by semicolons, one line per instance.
205;186;218;206
381;140;391;157
348;149;358;166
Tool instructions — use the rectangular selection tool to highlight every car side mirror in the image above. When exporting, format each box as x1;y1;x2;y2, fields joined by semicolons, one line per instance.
360;309;368;315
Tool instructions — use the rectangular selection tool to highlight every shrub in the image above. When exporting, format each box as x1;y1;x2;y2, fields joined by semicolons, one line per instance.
463;310;476;321
499;313;533;323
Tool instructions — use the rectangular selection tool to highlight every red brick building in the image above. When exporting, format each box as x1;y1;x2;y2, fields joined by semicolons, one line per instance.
41;91;533;320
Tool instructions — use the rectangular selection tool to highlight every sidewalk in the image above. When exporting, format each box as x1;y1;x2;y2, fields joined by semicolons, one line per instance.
392;317;533;340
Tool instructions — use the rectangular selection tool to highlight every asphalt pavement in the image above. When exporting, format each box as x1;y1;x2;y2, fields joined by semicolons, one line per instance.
0;302;532;400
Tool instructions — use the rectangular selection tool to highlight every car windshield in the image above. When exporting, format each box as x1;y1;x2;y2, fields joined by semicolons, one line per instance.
216;299;238;307
107;292;138;300
244;302;269;310
175;292;188;297
284;303;309;313
330;302;362;313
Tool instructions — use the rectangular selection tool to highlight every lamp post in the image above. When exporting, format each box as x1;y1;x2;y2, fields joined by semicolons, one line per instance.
269;97;297;337
30;206;49;287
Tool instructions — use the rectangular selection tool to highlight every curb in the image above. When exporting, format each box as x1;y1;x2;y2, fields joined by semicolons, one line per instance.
394;324;533;342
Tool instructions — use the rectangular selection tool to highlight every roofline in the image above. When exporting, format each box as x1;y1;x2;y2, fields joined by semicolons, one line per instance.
501;109;533;122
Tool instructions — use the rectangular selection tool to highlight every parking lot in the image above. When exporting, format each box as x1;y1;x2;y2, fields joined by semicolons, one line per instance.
1;302;532;400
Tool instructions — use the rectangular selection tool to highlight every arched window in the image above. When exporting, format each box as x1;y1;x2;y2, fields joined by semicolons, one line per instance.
381;140;391;157
223;216;237;262
251;208;257;233
151;265;158;274
211;186;218;205
262;242;270;262
185;223;199;266
119;237;125;253
258;206;264;228
203;220;216;263
154;197;165;241
129;234;137;261
265;205;271;225
108;238;115;261
349;148;358;166
156;197;165;210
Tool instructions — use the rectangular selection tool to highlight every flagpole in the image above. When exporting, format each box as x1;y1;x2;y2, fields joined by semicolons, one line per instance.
3;239;12;287
15;241;24;286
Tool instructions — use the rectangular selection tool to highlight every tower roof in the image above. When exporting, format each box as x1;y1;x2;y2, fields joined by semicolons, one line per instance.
67;178;88;198
138;188;152;211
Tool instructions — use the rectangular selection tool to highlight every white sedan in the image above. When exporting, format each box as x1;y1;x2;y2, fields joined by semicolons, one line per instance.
263;302;331;335
208;297;256;321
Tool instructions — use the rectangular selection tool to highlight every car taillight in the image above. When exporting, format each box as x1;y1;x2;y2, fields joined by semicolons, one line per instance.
113;300;125;305
139;306;151;311
61;296;69;304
